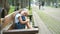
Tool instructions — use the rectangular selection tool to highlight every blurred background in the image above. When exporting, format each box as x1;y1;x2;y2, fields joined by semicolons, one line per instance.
0;0;60;34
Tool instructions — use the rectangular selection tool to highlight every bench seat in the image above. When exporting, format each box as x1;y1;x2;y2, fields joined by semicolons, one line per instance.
3;28;38;34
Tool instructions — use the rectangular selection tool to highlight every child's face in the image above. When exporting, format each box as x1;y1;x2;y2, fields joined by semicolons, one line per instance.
21;11;29;16
24;12;28;16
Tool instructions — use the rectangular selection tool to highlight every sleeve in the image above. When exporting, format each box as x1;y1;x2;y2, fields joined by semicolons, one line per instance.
17;14;21;18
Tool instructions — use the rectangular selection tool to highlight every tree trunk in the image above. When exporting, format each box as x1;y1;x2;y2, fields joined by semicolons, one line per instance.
3;0;10;14
29;0;31;10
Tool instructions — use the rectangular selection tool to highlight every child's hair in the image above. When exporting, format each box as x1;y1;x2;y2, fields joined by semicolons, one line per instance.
18;8;28;13
18;9;23;13
22;8;28;12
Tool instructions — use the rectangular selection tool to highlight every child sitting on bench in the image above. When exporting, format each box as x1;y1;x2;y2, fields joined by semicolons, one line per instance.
15;9;32;29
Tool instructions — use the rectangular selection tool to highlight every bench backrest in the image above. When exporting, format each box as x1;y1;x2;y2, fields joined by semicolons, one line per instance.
2;11;19;29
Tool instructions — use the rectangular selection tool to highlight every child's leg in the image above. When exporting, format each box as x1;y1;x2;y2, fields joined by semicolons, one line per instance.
26;22;32;29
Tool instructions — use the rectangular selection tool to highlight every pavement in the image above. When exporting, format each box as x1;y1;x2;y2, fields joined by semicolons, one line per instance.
31;5;60;34
42;7;60;21
32;6;52;34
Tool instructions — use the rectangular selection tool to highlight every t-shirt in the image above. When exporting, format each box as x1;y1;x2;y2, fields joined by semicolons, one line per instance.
15;13;21;23
14;13;26;29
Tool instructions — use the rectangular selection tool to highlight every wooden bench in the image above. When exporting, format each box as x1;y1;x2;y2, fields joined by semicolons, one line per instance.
0;19;1;30
1;11;38;34
3;28;38;34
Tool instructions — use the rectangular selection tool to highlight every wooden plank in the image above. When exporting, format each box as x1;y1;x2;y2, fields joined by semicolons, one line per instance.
3;28;38;34
2;13;13;28
2;11;19;29
0;19;1;30
0;19;1;24
32;11;38;28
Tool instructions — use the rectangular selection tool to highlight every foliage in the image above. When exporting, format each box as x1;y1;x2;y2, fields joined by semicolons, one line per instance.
8;6;15;14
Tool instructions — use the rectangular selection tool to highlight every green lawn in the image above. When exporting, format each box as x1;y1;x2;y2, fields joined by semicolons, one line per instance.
29;8;32;15
8;6;15;14
9;6;32;14
37;11;60;34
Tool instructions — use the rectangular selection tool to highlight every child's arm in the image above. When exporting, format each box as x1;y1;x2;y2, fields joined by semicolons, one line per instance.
25;17;32;29
18;16;28;24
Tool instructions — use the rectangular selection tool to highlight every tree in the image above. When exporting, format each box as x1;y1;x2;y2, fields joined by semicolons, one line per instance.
29;0;31;10
0;0;10;18
0;0;3;7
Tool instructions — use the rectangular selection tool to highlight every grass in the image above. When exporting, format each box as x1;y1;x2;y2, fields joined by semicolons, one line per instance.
37;11;60;34
8;6;15;14
29;9;32;15
9;6;32;14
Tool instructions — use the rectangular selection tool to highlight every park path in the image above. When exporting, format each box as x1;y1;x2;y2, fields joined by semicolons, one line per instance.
32;6;52;34
42;7;60;21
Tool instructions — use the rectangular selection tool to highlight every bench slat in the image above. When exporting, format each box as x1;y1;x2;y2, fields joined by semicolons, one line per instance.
2;11;17;29
3;28;38;34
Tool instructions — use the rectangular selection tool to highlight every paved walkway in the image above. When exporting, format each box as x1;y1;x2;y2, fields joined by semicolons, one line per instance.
32;6;52;34
32;5;60;21
42;7;60;21
31;4;60;34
